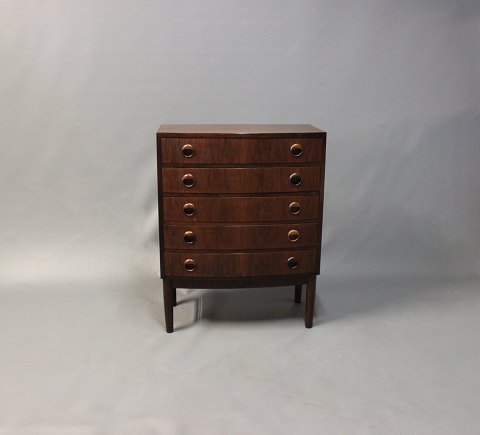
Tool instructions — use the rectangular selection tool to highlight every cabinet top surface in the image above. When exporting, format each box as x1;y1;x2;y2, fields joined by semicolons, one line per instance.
157;124;325;137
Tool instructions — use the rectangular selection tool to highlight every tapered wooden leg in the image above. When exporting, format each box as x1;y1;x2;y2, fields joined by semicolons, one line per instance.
294;284;302;303
173;287;177;306
305;275;316;328
163;279;174;333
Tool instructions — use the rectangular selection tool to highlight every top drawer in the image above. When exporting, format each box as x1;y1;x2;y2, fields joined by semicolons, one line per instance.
160;137;325;165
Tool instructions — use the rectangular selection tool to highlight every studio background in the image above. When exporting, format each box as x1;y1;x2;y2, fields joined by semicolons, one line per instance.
1;1;479;434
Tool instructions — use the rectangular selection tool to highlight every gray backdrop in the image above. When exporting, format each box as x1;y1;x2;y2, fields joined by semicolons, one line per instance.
1;1;479;434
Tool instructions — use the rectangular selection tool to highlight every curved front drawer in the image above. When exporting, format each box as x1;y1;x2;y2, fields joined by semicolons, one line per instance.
164;249;317;277
163;195;319;223
162;166;322;194
164;223;318;250
161;137;325;164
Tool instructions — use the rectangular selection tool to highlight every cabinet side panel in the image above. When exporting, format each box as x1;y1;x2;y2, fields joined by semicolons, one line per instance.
316;134;327;274
157;134;166;278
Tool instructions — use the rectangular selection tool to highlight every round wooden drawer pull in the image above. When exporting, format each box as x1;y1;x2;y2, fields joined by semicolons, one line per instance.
289;173;302;186
184;258;196;272
183;231;196;244
289;201;301;215
182;173;195;187
288;229;299;242
182;144;194;158
287;257;299;269
290;143;302;157
183;203;195;216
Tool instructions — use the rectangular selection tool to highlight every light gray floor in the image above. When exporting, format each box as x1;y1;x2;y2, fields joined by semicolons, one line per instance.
1;273;479;435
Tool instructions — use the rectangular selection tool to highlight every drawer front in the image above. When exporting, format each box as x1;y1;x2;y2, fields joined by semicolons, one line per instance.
161;137;325;164
164;249;317;277
163;195;319;223
162;166;322;194
164;222;318;250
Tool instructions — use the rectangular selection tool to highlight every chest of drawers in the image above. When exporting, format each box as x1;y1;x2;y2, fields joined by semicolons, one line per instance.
157;124;326;332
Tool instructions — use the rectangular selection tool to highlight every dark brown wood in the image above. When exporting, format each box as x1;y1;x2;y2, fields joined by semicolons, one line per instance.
164;249;317;278
163;194;320;223
305;275;316;328
162;166;323;194
163;279;174;333
156;133;166;278
163;222;318;250
158;124;325;137
156;124;326;332
316;134;327;272
295;284;302;303
171;274;312;289
161;137;325;164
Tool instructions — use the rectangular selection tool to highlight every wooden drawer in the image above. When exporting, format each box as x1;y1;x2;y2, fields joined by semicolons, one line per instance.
161;137;325;164
163;222;318;250
164;249;318;278
162;166;322;194
163;194;319;223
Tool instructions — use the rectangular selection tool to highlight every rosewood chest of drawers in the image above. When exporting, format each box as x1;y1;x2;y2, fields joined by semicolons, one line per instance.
156;124;326;332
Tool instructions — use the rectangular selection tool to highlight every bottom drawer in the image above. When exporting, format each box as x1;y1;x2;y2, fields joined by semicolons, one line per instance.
164;249;317;278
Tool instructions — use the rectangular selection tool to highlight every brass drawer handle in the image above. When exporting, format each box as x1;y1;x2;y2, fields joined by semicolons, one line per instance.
287;257;298;269
182;144;194;158
184;258;196;272
289;173;302;186
289;201;301;215
288;229;299;242
183;203;195;216
183;231;196;244
182;173;195;188
290;143;302;157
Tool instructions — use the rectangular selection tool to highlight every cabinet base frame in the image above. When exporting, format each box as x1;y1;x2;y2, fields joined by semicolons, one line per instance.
162;274;317;333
